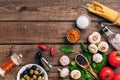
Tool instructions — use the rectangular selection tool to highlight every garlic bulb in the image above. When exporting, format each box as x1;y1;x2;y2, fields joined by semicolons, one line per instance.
88;31;101;44
93;53;103;63
98;41;109;52
88;44;98;54
58;68;69;78
70;70;81;79
59;55;70;66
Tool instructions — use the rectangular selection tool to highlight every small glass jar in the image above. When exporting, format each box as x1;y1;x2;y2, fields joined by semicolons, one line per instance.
0;53;23;76
76;14;91;29
99;23;120;51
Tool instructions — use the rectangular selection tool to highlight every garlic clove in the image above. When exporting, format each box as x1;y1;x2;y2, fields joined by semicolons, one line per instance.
59;55;70;66
98;41;109;52
93;53;103;63
58;68;69;78
88;31;101;44
70;70;81;79
88;44;98;54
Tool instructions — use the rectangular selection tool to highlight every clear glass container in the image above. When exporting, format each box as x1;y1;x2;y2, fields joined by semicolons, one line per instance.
99;23;120;51
0;53;23;76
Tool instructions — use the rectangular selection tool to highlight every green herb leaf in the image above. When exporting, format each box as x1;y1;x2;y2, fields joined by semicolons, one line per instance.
59;46;73;54
80;43;91;62
91;52;108;73
69;61;94;80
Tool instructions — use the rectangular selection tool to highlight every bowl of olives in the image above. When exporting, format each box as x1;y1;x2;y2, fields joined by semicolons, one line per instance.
17;64;48;80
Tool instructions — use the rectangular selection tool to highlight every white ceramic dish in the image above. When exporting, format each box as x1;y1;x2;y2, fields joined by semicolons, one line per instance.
17;64;48;80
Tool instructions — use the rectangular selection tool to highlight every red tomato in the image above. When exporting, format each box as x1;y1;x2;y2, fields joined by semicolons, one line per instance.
113;72;120;80
99;67;114;80
108;51;120;67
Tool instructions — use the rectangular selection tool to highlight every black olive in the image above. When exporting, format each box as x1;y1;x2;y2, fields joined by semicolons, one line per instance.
26;68;30;72
39;72;44;77
23;70;28;74
31;65;37;70
20;73;24;78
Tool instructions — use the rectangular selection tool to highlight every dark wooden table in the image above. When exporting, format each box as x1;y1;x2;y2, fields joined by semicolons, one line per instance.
0;0;120;80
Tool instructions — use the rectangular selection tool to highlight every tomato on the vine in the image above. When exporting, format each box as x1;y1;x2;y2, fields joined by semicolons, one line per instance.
108;51;120;67
113;72;120;80
99;67;114;80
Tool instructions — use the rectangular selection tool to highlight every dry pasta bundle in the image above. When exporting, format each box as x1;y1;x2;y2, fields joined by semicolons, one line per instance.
84;1;120;26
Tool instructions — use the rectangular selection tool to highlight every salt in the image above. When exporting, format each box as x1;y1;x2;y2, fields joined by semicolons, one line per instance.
76;15;90;29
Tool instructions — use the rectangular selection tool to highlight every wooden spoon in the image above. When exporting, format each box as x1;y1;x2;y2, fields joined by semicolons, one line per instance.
75;54;100;80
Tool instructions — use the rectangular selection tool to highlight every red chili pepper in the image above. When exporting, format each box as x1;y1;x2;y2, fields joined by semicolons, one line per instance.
50;46;55;56
38;44;47;51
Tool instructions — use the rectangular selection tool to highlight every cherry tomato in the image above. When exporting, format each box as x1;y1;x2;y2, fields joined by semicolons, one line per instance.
108;51;120;67
99;67;114;80
38;44;47;50
113;72;120;80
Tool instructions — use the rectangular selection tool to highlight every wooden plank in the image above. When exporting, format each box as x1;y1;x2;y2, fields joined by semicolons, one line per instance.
0;22;119;44
0;44;115;80
0;0;120;21
0;44;115;65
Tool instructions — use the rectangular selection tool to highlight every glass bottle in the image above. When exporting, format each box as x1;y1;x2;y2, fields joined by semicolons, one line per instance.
0;53;23;76
99;23;120;51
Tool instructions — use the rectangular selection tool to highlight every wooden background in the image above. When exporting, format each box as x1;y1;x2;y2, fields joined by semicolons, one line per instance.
0;0;120;80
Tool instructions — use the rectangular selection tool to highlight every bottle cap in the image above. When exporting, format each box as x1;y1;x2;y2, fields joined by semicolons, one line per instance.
0;68;5;77
11;53;23;65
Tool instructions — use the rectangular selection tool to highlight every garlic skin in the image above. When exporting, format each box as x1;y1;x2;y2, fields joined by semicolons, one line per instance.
93;53;103;63
59;55;70;66
58;68;69;78
70;70;81;79
88;44;98;54
98;41;109;52
88;32;101;44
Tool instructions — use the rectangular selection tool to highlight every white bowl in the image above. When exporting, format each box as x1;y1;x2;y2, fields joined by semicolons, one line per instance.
17;64;48;80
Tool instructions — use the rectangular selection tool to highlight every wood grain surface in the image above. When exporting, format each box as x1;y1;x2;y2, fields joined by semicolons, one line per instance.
0;0;120;80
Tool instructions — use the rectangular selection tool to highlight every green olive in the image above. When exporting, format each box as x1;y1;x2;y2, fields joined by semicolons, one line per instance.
37;76;42;80
41;77;45;80
30;69;34;74
30;78;34;80
34;70;39;75
33;75;37;79
26;76;30;80
23;74;28;78
20;78;25;80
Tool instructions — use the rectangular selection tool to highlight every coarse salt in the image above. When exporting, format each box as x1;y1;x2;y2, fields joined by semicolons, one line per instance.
76;15;90;29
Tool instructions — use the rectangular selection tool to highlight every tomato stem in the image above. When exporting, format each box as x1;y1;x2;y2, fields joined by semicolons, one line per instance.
106;76;109;80
116;52;120;56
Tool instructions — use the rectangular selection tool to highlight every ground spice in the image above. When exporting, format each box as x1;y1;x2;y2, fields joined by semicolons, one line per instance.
66;28;80;43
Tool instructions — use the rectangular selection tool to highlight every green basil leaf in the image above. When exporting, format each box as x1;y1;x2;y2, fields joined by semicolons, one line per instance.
59;46;73;54
80;43;92;62
69;61;94;80
91;52;108;73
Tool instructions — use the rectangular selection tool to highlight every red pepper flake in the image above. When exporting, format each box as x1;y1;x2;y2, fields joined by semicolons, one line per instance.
38;44;47;51
50;46;55;56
